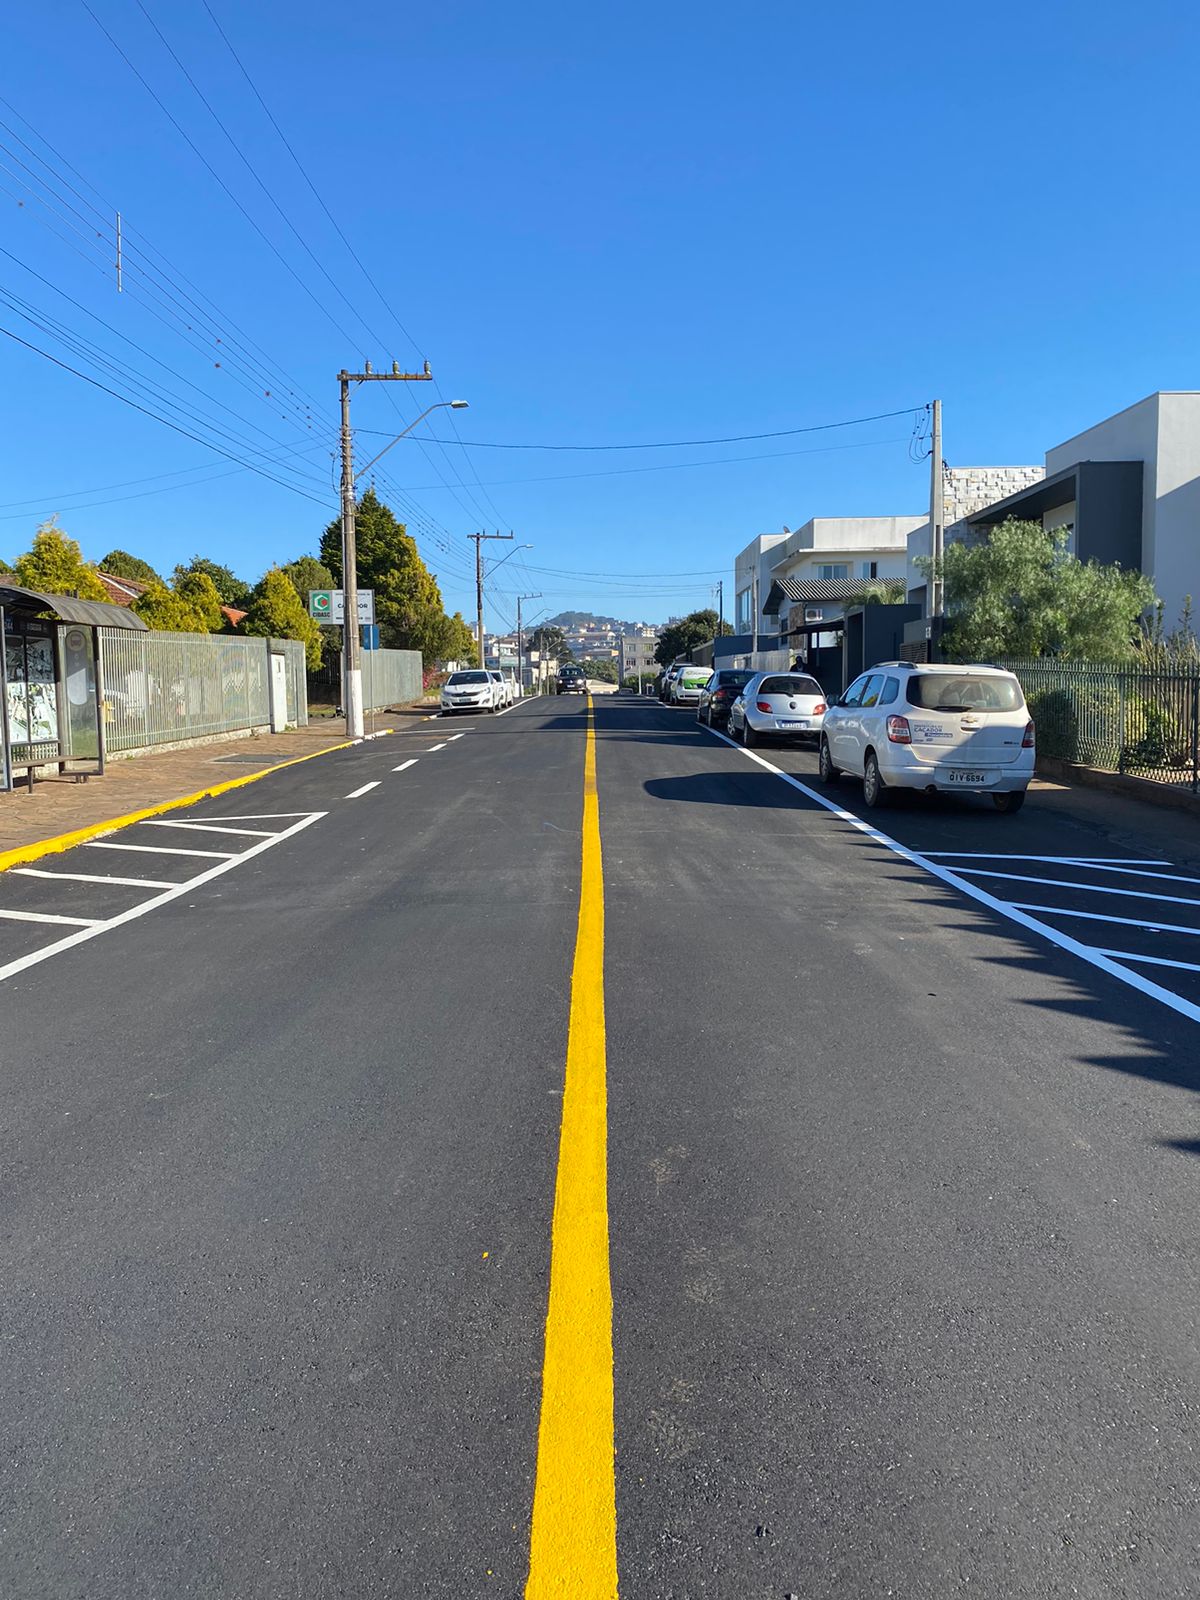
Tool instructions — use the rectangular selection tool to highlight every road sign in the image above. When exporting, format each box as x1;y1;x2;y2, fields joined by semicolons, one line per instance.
308;590;375;625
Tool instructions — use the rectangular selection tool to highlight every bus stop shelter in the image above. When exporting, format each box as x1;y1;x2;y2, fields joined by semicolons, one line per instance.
1;585;149;793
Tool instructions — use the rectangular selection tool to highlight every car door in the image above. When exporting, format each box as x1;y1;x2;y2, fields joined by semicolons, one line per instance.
853;673;887;765
829;675;869;768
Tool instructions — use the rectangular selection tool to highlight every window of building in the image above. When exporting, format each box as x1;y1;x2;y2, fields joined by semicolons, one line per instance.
817;564;849;581
860;561;878;580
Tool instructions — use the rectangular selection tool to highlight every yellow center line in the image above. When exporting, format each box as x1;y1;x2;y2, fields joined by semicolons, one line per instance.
526;694;619;1598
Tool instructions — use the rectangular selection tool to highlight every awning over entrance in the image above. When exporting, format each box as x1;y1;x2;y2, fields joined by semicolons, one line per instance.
0;585;149;631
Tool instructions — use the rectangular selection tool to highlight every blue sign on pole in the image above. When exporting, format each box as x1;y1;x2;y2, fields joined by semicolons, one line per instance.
360;623;380;651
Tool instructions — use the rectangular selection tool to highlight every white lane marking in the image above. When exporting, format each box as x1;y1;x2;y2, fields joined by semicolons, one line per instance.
1095;948;1200;975
13;868;176;890
189;811;316;821
704;725;1200;1025
0;812;325;984
447;733;466;741
426;742;447;752
139;820;275;838
86;841;236;860
952;869;1200;910
923;853;1173;866
0;907;99;927
393;759;419;772
345;781;381;799
1008;903;1200;937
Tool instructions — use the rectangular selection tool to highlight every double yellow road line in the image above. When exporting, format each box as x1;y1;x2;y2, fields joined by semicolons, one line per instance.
526;696;620;1597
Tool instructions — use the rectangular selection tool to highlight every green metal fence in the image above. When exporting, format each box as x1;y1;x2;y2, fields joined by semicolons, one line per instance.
997;658;1200;791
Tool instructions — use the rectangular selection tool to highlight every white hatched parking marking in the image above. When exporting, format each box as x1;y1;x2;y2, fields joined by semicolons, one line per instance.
345;781;381;799
0;908;99;927
13;868;176;889
86;841;235;859
140;820;276;838
959;870;1200;910
1094;949;1200;975
0;811;325;984
706;725;1200;1025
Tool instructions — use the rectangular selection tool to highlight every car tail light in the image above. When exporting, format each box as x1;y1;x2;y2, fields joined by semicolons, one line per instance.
812;702;826;714
756;700;772;713
886;715;912;744
1022;720;1035;748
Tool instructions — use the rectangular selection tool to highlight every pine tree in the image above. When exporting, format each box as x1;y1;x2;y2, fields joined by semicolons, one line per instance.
242;568;323;669
14;522;108;601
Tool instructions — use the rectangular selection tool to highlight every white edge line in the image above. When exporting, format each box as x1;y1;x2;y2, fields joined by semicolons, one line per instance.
0;907;99;927
344;782;381;799
393;759;419;772
0;813;327;984
13;869;177;889
704;725;1200;1025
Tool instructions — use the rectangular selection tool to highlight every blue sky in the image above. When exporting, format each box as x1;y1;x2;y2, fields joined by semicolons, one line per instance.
3;0;1198;631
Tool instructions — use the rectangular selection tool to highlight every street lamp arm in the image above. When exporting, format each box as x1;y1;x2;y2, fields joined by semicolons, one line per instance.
484;541;533;577
353;400;468;482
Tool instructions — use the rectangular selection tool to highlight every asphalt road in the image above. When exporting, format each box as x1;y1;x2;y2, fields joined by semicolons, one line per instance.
3;693;1200;1598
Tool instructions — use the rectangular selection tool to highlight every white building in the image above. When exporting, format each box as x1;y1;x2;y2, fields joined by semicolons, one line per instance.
618;630;659;682
760;516;923;638
904;465;1046;613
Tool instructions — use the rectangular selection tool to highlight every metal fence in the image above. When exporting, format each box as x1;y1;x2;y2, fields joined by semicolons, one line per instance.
998;658;1200;790
99;629;280;753
361;649;423;711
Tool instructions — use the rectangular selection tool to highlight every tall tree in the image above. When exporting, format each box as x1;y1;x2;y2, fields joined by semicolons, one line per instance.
443;611;478;665
173;556;252;609
580;657;618;683
654;608;728;667
14;522;108;601
99;549;162;584
320;489;451;657
132;582;209;632
282;555;335;608
527;624;570;661
174;570;225;631
242;568;323;669
921;520;1157;661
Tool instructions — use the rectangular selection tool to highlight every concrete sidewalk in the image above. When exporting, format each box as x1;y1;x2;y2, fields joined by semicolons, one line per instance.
0;707;435;857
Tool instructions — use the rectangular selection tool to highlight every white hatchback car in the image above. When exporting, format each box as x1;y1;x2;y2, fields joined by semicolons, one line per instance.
728;670;826;746
819;662;1034;812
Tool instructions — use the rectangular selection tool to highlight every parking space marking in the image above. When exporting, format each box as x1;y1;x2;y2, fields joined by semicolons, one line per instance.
924;853;1173;866
1008;903;1200;938
447;733;466;741
0;811;325;985
393;759;419;773
0;907;99;927
949;857;1200;889
345;782;381;799
140;820;276;839
13;868;176;889
427;742;447;752
704;725;1200;1025
86;841;236;859
959;870;1200;910
1094;948;1200;975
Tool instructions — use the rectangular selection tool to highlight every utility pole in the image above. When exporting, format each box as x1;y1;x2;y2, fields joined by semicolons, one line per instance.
716;579;724;635
751;569;759;658
930;398;944;621
516;593;542;697
471;530;514;670
338;360;433;738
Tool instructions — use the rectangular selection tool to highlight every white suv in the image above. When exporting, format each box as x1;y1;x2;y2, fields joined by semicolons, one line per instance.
818;662;1034;813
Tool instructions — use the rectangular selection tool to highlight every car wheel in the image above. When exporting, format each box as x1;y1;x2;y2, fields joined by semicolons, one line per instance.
862;750;887;807
818;737;840;784
743;722;758;748
993;790;1026;814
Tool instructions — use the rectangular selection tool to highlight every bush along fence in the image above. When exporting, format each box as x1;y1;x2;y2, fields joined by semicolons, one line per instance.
998;658;1200;791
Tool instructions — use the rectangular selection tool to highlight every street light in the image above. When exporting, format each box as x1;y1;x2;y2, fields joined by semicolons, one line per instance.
354;399;469;482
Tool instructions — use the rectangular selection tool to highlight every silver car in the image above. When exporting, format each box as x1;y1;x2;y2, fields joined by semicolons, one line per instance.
727;670;827;747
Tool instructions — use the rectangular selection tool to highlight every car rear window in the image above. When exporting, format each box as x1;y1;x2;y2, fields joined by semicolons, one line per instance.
448;671;488;685
716;671;754;688
907;673;1024;711
759;676;822;696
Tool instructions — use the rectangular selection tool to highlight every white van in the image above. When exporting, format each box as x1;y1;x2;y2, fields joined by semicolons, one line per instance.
819;662;1034;812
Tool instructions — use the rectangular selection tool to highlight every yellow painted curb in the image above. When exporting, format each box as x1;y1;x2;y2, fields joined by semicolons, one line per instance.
0;738;356;875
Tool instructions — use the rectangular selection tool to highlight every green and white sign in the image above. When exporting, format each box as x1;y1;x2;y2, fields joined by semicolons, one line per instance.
308;590;375;624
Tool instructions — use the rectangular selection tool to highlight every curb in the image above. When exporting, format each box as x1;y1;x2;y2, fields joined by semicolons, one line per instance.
1036;753;1200;818
0;736;360;875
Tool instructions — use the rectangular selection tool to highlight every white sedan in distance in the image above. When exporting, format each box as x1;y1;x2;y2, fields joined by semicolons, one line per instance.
441;670;500;715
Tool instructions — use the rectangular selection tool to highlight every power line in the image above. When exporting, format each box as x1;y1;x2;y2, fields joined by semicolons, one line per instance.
352;406;922;450
1;324;333;505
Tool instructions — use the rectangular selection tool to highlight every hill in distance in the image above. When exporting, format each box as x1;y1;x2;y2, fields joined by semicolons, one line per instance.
546;610;652;634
